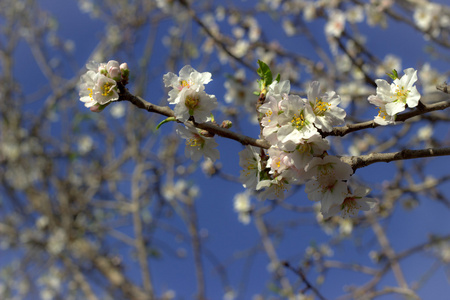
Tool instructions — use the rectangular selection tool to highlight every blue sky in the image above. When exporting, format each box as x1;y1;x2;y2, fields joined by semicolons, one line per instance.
4;0;450;299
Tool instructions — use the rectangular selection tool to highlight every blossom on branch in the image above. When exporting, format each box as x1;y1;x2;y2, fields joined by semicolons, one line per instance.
164;65;216;122
304;156;353;216
322;186;377;219
307;81;346;132
368;68;421;125
173;89;217;123
276;94;317;151
176;124;220;162
238;146;262;190
78;60;129;112
163;65;212;104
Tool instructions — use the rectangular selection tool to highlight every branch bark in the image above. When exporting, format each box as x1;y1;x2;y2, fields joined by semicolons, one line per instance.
118;85;270;149
341;147;450;171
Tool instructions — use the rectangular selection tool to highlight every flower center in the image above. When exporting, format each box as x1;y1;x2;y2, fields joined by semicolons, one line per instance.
185;95;200;110
243;158;258;177
101;82;115;96
179;80;191;90
312;98;331;116
317;163;335;178
291;110;308;130
341;197;360;217
297;143;312;154
394;85;409;103
186;135;204;148
377;107;388;120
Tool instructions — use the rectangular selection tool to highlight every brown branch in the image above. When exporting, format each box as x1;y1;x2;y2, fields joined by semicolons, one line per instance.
282;261;328;300
341;147;450;171
326;98;450;137
177;0;257;73
437;82;449;94
118;85;271;149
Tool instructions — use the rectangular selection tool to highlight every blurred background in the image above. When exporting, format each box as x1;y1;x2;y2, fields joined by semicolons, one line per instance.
0;0;449;299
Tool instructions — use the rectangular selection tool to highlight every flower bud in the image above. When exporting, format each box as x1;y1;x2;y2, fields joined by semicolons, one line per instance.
98;64;107;76
89;102;110;113
220;120;233;129
107;60;121;80
120;62;130;85
120;62;128;72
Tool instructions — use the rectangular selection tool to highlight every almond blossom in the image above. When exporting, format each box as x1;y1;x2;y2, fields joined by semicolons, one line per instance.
163;65;212;104
307;81;346;132
233;192;252;225
322;186;377;219
369;68;420;117
173;89;217;123
276;94;317;151
176;124;219;162
304;156;353;216
258;95;284;144
368;94;396;125
78;60;129;112
256;169;294;201
238;146;262;190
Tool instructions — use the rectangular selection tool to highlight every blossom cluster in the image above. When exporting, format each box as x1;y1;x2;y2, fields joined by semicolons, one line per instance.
163;66;219;162
238;78;375;219
368;68;421;125
79;60;129;112
77;64;431;221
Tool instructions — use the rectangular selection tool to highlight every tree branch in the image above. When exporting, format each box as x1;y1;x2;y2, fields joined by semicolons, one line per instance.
326;98;450;138
341;147;450;171
118;85;271;149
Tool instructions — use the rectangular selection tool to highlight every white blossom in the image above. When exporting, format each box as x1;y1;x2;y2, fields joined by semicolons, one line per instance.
176;124;219;162
368;68;421;123
368;94;396;125
238;146;261;190
304;156;353;215
290;134;330;172
256;170;292;201
307;81;346;132
325;10;346;37
163;65;212;104
78;60;126;111
346;5;364;24
323;186;377;219
258;95;283;143
233;192;252;224
173;89;217;123
276;94;317;151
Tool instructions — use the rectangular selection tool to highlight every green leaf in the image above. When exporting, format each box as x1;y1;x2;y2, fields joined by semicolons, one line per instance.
387;69;399;80
257;60;273;86
274;73;280;82
156;117;176;130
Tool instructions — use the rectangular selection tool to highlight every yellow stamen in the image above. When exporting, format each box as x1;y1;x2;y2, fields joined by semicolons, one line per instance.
101;82;115;96
312;97;331;116
291;111;307;130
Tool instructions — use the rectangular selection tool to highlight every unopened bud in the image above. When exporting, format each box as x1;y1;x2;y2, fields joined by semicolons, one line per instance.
90;103;109;113
220;120;233;129
107;60;121;80
120;62;128;72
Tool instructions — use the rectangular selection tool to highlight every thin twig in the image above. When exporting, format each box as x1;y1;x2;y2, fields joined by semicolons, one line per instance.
283;261;328;300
